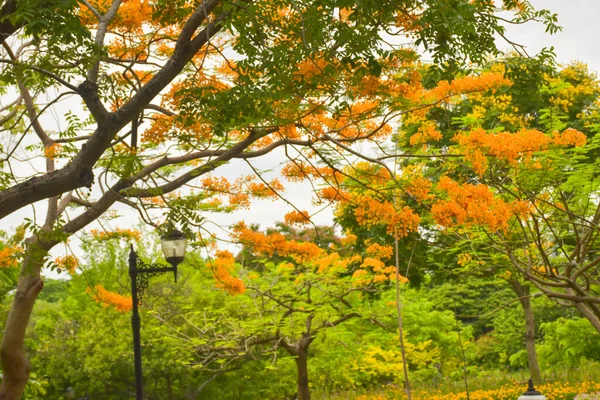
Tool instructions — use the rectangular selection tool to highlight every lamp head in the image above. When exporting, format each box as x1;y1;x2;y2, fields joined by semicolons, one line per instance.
160;230;187;268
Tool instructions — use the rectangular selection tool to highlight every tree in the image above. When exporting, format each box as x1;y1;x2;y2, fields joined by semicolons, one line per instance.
0;0;559;397
230;222;387;400
308;58;600;383
391;57;600;376
403;59;600;331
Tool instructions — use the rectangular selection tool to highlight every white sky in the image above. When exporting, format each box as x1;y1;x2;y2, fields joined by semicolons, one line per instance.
3;0;600;274
503;0;600;72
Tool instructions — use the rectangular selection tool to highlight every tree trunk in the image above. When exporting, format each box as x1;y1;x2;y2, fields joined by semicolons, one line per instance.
0;269;44;399
510;280;542;383
567;288;600;334
296;346;310;400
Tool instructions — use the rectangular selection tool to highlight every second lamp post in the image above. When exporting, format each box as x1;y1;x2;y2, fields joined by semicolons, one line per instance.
128;230;187;400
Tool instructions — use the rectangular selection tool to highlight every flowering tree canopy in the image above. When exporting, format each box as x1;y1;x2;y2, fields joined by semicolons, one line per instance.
0;0;560;398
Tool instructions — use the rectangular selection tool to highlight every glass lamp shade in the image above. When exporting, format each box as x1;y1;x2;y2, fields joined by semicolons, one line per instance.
161;230;187;266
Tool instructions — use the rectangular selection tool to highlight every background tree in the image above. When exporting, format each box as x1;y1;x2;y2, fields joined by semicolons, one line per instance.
231;221;386;400
393;59;600;378
295;58;600;384
402;59;600;328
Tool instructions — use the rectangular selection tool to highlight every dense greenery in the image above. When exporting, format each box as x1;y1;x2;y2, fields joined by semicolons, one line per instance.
5;223;598;399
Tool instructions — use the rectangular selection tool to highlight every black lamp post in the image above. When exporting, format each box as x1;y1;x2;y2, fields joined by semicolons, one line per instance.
518;379;546;400
128;230;187;400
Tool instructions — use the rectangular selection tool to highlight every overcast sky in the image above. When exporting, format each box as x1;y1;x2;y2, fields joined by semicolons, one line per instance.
4;1;600;272
504;0;600;72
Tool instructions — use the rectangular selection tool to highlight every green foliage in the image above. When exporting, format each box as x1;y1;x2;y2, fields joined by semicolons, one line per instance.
538;317;600;371
20;233;600;399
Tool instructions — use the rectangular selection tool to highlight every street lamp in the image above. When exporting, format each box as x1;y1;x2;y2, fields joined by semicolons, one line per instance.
128;230;187;400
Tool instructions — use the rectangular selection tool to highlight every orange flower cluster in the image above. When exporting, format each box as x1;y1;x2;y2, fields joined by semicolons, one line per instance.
352;257;407;286
54;255;78;275
142;114;173;144
353;162;393;185
294;53;329;82
211;250;245;294
90;228;142;241
284;210;311;226
340;233;357;246
0;245;21;268
552;127;588;146
403;169;433;202
201;176;232;194
232;222;322;262
44;143;62;159
409;122;443;146
365;243;394;260
142;74;231;145
227;192;251;208
106;38;148;61
199;175;287;209
454;127;587;175
431;177;529;231
338;7;354;23
320;100;392;140
281;161;344;183
358;75;384;97
314;253;343;274
279;123;299;139
88;284;132;312
353;195;421;238
248;179;284;199
317;186;351;203
425;71;511;103
112;0;153;34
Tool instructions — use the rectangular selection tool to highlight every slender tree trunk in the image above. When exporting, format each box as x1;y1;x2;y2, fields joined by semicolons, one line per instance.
296;346;310;400
394;235;412;400
166;375;175;400
509;280;542;383
0;246;46;400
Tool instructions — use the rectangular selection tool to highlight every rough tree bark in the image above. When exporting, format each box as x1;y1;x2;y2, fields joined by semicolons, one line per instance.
0;241;48;400
509;280;542;384
293;337;313;400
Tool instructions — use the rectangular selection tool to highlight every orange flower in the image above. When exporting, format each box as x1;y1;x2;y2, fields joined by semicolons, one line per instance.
88;285;132;312
54;255;78;275
284;210;311;226
353;195;420;238
90;228;142;241
453;127;587;175
0;246;21;268
44;143;61;159
232;222;322;263
432;176;524;231
409;122;443;146
211;250;245;294
365;243;393;260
